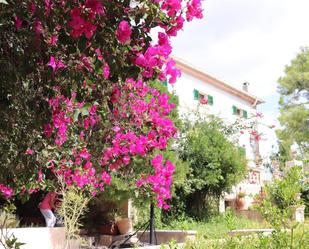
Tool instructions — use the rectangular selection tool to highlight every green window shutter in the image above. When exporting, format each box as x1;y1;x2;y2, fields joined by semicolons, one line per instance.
162;80;168;87
193;89;199;100
243;110;248;118
208;95;214;105
232;105;237;115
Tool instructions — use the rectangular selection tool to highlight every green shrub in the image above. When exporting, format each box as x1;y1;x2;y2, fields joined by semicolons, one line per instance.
259;166;303;229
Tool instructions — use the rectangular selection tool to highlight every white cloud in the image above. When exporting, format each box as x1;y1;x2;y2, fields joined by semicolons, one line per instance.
172;0;309;98
171;0;309;153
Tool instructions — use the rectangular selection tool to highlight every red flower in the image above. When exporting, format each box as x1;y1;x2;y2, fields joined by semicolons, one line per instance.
116;20;132;44
69;7;97;39
14;16;22;30
200;97;208;105
25;148;34;155
48;56;66;71
85;0;105;15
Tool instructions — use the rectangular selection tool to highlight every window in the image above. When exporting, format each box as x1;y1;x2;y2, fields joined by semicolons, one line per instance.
193;89;199;100
232;105;248;118
193;89;214;105
208;95;214;105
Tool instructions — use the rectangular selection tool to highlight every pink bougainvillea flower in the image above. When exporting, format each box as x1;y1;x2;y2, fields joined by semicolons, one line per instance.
186;0;203;22
250;130;261;141
113;126;121;133
28;188;38;194
163;204;170;210
116;20;132;44
101;171;112;185
25;148;34;155
48;56;57;71
256;112;263;118
34;19;43;35
69;7;97;39
89;104;97;115
38;170;43;182
49;35;58;46
103;63;110;79
165;15;184;36
0;184;13;199
164;59;181;84
85;0;105;15
81;55;93;72
95;48;103;61
29;3;36;14
44;123;53;137
15;16;22;30
69;8;85;38
162;0;182;17
48;56;66;71
83;21;97;39
123;156;130;165
84;161;92;170
80;148;91;161
45;0;52;16
57;60;66;70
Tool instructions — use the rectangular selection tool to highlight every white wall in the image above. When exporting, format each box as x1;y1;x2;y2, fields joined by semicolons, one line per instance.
0;227;78;249
173;72;258;165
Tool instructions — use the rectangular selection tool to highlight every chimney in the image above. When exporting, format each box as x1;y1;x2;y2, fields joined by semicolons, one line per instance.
242;82;249;92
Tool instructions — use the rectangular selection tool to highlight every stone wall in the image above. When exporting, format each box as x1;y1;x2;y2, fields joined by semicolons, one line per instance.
0;227;78;249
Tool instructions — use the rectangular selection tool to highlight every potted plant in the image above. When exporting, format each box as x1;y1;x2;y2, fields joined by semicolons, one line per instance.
97;208;119;236
82;198;119;236
115;210;133;235
236;192;246;210
95;177;133;235
94;200;123;236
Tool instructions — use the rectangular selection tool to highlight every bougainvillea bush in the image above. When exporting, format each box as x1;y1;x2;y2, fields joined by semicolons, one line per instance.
0;0;203;209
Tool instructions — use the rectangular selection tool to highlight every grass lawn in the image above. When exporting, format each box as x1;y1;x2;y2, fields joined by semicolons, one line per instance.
157;214;269;239
160;217;309;249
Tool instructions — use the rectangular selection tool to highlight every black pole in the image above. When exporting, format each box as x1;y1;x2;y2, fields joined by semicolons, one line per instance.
149;202;155;245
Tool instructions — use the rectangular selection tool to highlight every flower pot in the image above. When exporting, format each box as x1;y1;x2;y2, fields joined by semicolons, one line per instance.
97;223;119;235
116;218;133;235
236;197;246;210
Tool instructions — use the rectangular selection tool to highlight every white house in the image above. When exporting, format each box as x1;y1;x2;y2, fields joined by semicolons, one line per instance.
172;57;265;210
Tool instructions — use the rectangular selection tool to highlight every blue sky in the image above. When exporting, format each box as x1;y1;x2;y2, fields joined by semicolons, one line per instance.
171;0;309;157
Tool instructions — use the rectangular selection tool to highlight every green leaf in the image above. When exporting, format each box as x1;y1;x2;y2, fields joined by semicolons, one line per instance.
80;103;91;116
73;110;80;122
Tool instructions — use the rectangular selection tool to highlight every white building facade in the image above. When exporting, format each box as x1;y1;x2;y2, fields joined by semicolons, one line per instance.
172;58;265;210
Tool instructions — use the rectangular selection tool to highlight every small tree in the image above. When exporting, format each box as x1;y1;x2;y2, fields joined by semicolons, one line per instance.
259;166;303;229
176;115;247;219
56;176;90;249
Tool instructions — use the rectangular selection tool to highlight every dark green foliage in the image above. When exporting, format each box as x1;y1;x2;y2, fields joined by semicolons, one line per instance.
164;116;247;220
277;47;309;156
